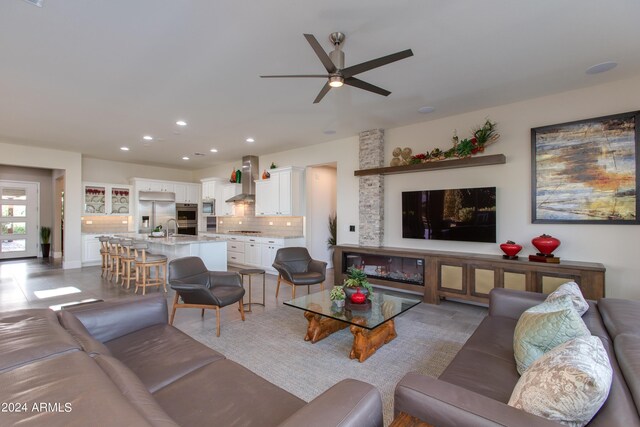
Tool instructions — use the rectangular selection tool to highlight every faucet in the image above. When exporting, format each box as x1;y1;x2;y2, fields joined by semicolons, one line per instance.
166;218;179;236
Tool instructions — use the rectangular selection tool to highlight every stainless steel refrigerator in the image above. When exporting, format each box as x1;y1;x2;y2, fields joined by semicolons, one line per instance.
138;191;176;234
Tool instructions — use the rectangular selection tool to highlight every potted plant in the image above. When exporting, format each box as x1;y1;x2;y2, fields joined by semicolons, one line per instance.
329;285;345;308
343;266;374;301
327;213;337;266
40;226;51;259
326;213;337;248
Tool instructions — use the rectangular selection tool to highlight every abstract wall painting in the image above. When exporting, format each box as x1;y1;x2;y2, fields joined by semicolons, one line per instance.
531;111;640;224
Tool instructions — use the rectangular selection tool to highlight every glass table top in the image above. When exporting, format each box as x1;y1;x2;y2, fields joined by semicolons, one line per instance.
284;289;422;330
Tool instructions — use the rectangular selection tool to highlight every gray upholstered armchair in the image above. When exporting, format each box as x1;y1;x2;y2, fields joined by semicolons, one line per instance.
168;256;245;336
272;247;327;299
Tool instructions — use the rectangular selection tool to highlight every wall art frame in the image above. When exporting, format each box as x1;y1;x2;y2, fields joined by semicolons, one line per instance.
531;111;640;224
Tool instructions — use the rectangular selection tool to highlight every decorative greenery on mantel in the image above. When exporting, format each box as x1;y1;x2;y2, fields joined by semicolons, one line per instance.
356;118;505;176
354;153;506;176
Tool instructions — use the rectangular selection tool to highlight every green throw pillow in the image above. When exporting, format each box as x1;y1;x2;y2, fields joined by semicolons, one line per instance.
513;295;590;375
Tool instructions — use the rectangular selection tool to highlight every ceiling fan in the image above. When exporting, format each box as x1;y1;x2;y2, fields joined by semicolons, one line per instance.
260;32;413;104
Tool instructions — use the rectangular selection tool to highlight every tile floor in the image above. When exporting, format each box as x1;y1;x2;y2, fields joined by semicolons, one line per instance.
0;257;487;334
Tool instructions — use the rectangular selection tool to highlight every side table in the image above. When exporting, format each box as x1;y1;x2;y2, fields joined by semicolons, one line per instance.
239;268;266;312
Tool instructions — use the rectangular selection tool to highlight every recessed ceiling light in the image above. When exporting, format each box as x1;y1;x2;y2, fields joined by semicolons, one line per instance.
418;106;435;114
210;148;218;153
182;156;190;160
246;138;255;143
176;120;187;126
323;130;336;135
586;62;617;75
143;135;153;140
120;146;130;151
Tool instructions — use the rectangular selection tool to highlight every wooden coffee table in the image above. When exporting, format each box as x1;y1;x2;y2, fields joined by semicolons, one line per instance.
284;289;421;362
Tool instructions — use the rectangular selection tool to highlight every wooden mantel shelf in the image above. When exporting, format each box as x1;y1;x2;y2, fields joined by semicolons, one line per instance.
354;153;506;176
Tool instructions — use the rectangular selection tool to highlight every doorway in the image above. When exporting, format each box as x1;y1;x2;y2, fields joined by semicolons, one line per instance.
0;181;40;259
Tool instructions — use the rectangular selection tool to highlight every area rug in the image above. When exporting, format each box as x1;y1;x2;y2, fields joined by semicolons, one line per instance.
180;307;481;426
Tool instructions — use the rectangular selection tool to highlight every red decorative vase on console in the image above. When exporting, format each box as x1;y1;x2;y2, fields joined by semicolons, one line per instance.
532;234;560;256
350;287;366;304
500;240;522;260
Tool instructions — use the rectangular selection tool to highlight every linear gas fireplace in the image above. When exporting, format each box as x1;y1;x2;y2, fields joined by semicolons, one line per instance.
342;251;425;287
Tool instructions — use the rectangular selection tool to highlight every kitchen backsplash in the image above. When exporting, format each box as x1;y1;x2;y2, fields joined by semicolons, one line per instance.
217;204;303;236
81;215;132;233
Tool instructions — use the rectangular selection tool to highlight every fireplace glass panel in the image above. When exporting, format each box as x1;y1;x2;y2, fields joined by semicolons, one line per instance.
343;252;424;286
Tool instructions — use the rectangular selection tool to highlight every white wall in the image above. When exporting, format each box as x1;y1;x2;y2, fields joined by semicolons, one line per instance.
384;75;640;300
82;157;194;184
0;142;82;269
306;165;337;267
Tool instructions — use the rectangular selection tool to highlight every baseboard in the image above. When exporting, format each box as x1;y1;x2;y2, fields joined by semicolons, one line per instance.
53;251;63;259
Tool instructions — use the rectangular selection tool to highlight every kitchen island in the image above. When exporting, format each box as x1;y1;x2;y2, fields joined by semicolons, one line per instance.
115;234;227;271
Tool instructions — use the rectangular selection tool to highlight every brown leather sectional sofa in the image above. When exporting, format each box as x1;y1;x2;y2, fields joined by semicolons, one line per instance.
394;288;640;426
0;295;383;426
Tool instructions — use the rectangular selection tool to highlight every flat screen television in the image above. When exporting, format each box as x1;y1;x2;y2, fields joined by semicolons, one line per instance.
402;187;496;243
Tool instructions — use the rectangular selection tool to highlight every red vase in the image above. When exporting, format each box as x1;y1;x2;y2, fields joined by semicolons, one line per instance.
500;241;522;258
532;234;560;256
350;287;366;304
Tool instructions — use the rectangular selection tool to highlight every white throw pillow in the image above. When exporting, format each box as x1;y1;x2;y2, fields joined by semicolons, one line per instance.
546;281;589;316
509;336;613;427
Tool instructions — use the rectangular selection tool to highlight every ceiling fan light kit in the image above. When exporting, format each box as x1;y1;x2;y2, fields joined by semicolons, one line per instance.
260;32;413;103
329;76;344;88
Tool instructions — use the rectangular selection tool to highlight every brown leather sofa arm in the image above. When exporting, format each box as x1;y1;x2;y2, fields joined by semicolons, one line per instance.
394;373;561;427
278;379;383;427
488;288;546;320
63;295;168;343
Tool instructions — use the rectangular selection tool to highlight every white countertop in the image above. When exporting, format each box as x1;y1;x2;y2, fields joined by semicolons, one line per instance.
114;233;224;246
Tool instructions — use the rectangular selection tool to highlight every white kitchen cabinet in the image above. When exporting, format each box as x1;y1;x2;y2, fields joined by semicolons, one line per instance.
148;181;174;193
174;183;187;202
81;234;104;265
187;184;200;204
255;167;304;216
261;241;283;271
133;179;175;193
202;180;215;200
245;240;262;266
82;182;132;215
173;184;197;204
255;180;278;215
218;183;241;216
227;240;245;265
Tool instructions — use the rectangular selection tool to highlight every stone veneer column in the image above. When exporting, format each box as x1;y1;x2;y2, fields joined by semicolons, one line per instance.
358;129;384;247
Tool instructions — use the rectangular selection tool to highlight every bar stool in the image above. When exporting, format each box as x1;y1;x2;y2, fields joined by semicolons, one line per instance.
119;240;138;289
238;268;266;312
107;238;123;283
98;236;110;278
134;245;168;295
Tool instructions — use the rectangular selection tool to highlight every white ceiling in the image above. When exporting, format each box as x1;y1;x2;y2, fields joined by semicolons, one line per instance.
1;0;639;170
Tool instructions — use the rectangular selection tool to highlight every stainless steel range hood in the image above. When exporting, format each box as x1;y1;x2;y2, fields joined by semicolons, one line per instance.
226;155;259;203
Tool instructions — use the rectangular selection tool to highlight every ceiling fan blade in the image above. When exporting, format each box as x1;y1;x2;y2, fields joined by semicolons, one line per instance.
341;49;413;78
313;82;332;104
344;77;391;96
304;34;337;74
260;74;328;78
